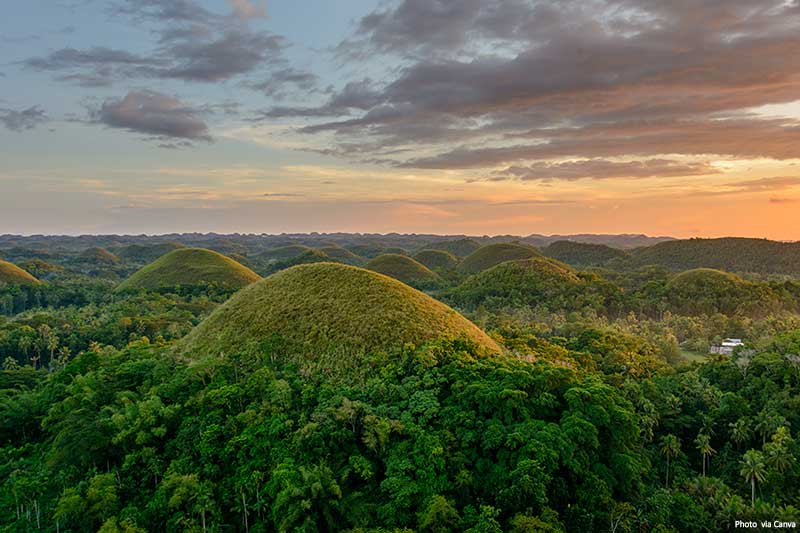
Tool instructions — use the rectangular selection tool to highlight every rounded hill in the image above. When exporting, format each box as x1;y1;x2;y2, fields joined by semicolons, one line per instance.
116;248;261;291
414;249;459;271
667;268;747;289
366;253;440;284
448;257;580;310
664;268;776;315
458;243;540;273
543;240;628;267
175;263;500;371
318;246;365;266
0;260;41;286
79;247;121;264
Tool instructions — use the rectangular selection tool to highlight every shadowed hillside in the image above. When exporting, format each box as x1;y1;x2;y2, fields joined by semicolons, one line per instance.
543;240;628;267
176;263;500;377
425;238;482;257
414;249;460;271
626;237;800;275
318;246;365;266
117;248;261;291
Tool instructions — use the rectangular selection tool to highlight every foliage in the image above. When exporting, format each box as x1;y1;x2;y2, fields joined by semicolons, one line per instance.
366;254;441;285
458;244;540;274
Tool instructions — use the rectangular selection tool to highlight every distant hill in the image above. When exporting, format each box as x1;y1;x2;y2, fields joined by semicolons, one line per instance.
117;248;261;291
414;249;460;271
257;245;314;263
664;268;781;315
543;241;629;267
265;249;332;273
318;246;365;266
459;243;540;274
175;263;500;378
116;242;186;263
366;254;440;284
626;238;800;275
0;260;41;286
78;247;121;264
425;238;483;257
448;257;582;310
525;233;674;249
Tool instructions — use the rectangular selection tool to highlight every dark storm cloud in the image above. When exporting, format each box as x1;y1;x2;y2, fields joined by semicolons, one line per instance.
488;159;718;182
281;0;800;173
93;90;211;141
25;0;313;91
0;106;48;132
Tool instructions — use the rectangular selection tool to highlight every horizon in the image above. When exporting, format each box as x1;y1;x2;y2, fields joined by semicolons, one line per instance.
3;1;800;238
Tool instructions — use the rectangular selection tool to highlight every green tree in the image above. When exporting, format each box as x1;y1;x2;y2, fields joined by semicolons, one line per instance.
660;434;681;488
740;450;767;507
695;433;716;477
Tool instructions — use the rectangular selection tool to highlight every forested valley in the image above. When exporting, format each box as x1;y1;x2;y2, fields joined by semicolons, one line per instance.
2;234;799;532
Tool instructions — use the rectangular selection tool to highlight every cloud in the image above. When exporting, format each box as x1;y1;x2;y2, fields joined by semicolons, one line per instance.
488;159;718;182
228;0;266;21
0;106;48;132
276;0;800;172
26;0;308;89
93;90;211;142
769;197;799;204
246;68;318;98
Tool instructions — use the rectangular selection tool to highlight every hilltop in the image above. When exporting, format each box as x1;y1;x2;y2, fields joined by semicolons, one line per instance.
424;238;482;257
318;246;365;266
78;247;121;264
116;248;261;291
448;257;582;310
458;243;540;273
257;245;314;263
0;260;41;286
115;242;186;263
414;249;460;271
175;263;500;376
366;254;440;284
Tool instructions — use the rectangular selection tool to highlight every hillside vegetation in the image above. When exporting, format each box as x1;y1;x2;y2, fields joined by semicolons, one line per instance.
78;247;121;264
543;240;628;267
425;238;483;257
176;263;499;376
0;260;41;286
117;248;261;291
366;253;441;284
414;249;460;271
626;237;800;275
459;242;540;273
318;246;365;265
257;244;314;263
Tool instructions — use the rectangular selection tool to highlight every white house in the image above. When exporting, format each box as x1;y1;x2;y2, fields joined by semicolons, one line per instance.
710;338;744;355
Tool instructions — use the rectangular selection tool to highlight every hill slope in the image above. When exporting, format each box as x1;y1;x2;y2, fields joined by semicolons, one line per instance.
176;263;500;373
0;260;41;285
543;240;628;267
366;254;440;284
459;243;540;273
117;248;261;291
426;238;482;257
627;237;800;275
318;246;365;266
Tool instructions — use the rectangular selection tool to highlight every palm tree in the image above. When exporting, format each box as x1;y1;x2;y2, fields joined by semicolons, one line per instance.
765;427;794;474
729;419;750;450
695;433;716;477
660;434;681;488
740;450;767;507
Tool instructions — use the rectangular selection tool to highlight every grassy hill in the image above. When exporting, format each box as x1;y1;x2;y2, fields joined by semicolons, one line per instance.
458;243;540;273
366;254;440;284
346;243;387;259
543;240;628;267
318;246;365;266
78;247;121;264
414;249;460;271
116;248;261;291
265;249;332;274
626;237;800;275
426;238;482;257
448;257;582;310
175;263;500;377
0;260;41;285
663;268;782;316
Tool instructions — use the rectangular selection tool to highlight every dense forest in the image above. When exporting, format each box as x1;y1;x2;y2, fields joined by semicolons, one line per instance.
2;234;800;532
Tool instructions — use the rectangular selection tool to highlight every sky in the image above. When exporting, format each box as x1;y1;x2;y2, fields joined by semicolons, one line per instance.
1;0;800;238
